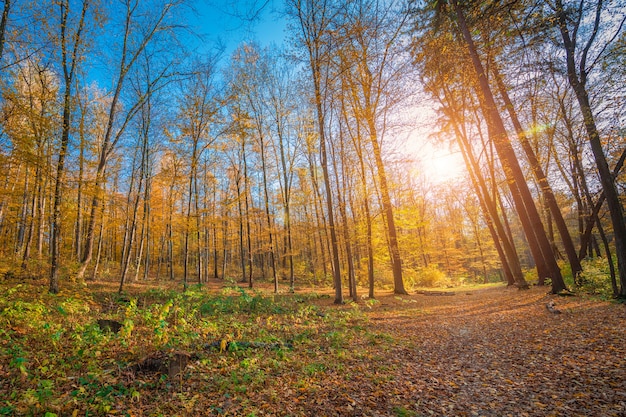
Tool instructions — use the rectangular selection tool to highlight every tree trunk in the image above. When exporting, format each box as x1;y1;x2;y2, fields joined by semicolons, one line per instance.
453;0;564;292
439;89;525;287
50;0;89;293
492;64;582;278
0;0;10;62
554;0;626;296
258;132;277;291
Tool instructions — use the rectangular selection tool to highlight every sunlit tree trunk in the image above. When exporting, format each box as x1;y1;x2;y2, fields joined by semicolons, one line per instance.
347;115;375;298
119;147;144;293
452;0;563;292
241;138;254;287
73;88;87;262
233;169;247;283
437;81;526;287
332;125;357;301
306;147;331;285
339;0;409;295
91;181;107;281
491;64;582;279
256;129;277;290
290;0;343;303
269;81;296;291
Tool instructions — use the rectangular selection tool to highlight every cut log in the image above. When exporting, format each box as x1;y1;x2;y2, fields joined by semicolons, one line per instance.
415;290;456;296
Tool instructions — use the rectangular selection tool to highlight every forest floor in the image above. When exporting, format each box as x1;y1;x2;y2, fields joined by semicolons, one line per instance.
1;278;625;416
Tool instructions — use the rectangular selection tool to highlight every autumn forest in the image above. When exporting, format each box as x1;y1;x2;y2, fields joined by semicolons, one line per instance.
0;0;624;300
1;0;626;415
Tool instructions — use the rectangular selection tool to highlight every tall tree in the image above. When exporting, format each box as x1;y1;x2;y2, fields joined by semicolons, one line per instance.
77;0;182;280
551;0;626;296
176;58;219;289
337;0;410;294
288;0;343;303
49;0;92;293
450;0;564;292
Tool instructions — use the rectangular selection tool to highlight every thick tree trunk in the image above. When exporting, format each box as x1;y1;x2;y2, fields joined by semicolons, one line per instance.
453;0;564;292
492;65;582;278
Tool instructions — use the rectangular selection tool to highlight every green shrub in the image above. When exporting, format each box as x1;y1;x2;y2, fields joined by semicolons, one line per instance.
577;257;615;298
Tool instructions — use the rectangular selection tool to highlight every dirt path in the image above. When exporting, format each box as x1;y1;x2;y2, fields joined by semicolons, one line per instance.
305;286;626;416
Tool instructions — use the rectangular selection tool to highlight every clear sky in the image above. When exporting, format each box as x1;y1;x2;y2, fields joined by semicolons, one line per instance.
190;0;288;56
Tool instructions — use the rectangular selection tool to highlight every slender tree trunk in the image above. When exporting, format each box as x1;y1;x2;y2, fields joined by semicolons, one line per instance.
308;152;330;284
332;128;357;301
21;167;38;270
167;189;175;281
275;120;295;291
440;89;525;287
0;0;10;62
241;140;254;287
77;1;171;280
50;0;89;293
292;0;343;303
194;171;203;284
213;186;219;279
365;119;406;294
74;95;87;261
91;190;106;281
141;171;152;281
234;173;246;283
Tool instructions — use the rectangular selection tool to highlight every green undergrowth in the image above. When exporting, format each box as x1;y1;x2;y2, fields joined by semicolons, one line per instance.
557;257;618;300
0;281;371;416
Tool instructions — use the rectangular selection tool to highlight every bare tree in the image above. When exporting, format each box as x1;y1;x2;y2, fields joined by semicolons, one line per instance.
50;0;92;293
77;0;184;280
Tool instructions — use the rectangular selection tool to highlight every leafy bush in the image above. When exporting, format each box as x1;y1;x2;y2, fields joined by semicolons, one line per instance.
577;257;616;298
413;265;450;288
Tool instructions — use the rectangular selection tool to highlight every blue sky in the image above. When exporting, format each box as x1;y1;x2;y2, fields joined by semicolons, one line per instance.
190;0;288;56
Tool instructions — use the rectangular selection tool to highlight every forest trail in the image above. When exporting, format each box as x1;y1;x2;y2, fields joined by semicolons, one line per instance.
305;286;626;416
